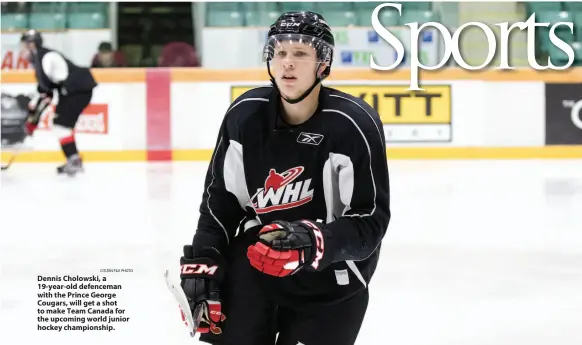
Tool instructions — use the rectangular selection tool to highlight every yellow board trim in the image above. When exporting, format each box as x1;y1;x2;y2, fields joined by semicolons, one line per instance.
2;147;582;164
1;150;147;163
0;69;146;83
383;146;582;159
2;67;582;84
172;149;214;161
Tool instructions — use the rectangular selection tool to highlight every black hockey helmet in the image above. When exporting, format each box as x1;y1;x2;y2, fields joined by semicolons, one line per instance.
263;11;335;104
20;29;43;47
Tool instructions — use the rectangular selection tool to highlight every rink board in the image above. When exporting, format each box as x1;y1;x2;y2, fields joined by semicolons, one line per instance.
1;68;581;162
3;147;582;164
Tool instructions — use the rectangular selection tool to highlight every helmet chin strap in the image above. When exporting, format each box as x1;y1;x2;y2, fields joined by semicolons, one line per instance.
267;61;325;105
27;47;38;63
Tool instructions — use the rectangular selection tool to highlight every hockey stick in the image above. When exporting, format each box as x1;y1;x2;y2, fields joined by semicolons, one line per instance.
1;143;34;171
163;269;204;338
1;154;17;171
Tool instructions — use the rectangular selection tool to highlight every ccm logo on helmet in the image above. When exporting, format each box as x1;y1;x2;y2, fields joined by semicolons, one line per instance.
280;22;300;27
181;264;219;275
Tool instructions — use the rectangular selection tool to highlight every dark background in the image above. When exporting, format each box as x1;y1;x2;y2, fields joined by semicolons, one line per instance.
545;83;582;145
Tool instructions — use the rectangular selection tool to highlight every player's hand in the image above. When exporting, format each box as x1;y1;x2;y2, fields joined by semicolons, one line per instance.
27;93;52;113
247;220;326;277
25;94;52;135
180;245;227;335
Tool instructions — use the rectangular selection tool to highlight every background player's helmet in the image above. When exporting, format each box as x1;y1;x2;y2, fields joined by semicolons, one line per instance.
20;29;43;47
263;11;335;104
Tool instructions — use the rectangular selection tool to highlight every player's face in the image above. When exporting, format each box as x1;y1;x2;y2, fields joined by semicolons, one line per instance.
271;41;326;100
19;42;33;60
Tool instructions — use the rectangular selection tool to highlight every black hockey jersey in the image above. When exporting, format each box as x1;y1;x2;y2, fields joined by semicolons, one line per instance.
192;86;391;309
31;47;97;95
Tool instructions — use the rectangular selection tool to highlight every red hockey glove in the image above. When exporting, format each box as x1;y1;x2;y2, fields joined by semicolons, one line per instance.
247;220;326;277
180;245;227;335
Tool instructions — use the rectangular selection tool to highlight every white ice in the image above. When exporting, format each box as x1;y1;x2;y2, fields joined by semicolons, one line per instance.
1;160;581;345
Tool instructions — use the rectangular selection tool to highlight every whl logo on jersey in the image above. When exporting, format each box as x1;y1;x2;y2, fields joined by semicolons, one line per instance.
251;166;314;214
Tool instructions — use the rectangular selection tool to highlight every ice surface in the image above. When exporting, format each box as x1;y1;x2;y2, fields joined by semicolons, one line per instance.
1;160;582;345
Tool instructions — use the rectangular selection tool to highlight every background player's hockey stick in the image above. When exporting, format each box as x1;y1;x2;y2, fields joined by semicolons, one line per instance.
164;269;204;337
1;154;17;171
1;142;35;171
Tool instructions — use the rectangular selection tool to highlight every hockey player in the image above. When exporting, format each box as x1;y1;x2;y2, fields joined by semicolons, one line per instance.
1;93;32;147
1;92;33;170
179;11;391;345
19;29;97;176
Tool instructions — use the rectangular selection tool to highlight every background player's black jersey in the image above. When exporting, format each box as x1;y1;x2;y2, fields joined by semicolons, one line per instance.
192;86;391;309
32;47;97;95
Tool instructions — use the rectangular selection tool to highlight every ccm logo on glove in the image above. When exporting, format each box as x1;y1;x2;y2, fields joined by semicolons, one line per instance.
302;220;325;270
181;264;219;275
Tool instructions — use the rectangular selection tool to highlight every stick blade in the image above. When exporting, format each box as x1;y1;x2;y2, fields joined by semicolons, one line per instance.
1;156;16;171
164;269;204;337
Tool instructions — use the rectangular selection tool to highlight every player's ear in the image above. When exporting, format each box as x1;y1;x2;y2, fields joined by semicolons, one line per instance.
316;62;327;77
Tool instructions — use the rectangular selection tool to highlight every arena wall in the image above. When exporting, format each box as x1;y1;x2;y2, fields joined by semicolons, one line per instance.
1;68;581;162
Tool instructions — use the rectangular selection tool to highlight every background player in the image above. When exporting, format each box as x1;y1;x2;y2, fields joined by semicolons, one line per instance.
19;29;97;176
179;11;391;345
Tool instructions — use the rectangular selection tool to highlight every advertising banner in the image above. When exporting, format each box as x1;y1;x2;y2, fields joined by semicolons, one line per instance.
332;27;441;68
545;83;582;145
37;103;110;135
202;27;441;69
231;83;452;143
1;42;30;70
0;80;139;152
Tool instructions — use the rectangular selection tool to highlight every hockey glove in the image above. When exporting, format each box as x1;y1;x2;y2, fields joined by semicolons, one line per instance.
25;94;52;135
180;245;227;335
247;220;327;277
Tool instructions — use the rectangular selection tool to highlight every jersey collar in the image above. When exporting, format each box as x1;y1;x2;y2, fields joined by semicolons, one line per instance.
268;87;328;132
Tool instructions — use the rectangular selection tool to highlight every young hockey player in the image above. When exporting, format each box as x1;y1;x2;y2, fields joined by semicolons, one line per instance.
19;29;97;176
179;11;391;345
